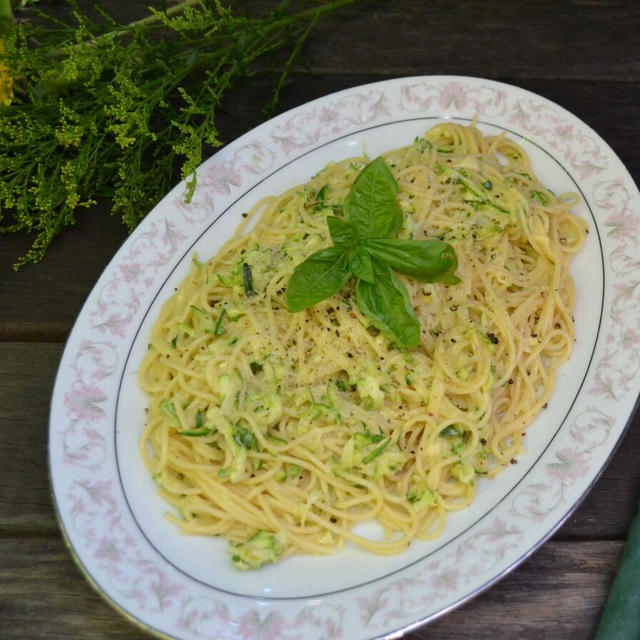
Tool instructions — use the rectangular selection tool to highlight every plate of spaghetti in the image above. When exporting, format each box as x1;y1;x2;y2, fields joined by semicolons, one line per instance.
50;76;640;639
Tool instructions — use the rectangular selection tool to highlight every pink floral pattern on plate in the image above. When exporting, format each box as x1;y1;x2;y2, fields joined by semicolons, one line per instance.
61;341;117;468
90;219;188;336
508;99;609;180
400;79;508;117
49;76;640;640
356;517;524;629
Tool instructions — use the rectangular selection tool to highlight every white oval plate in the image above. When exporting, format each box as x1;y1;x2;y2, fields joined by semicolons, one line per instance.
50;76;640;639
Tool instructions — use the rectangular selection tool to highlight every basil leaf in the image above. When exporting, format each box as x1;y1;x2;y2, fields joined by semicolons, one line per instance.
356;261;420;348
286;155;461;348
366;238;460;284
327;215;358;248
347;247;375;284
344;157;403;239
285;246;351;312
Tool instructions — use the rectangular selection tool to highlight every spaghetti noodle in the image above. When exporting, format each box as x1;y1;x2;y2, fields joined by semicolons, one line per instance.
139;122;587;569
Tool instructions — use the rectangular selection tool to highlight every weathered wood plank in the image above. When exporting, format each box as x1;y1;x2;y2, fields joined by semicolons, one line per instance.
299;0;640;82
21;0;640;86
0;537;150;639
0;537;623;639
0;344;64;534
0;204;128;342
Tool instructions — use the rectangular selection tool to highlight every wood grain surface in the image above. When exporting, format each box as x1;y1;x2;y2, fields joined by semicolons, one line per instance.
1;1;639;638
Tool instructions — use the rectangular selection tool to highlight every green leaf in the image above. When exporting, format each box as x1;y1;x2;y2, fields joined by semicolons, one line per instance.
285;155;461;348
347;247;375;283
285;246;351;312
343;157;403;239
0;0;12;28
366;238;460;284
1;0;358;269
356;261;420;348
326;215;358;248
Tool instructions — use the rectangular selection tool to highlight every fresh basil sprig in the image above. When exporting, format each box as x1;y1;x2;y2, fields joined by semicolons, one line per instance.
284;247;351;312
356;261;421;348
285;157;460;348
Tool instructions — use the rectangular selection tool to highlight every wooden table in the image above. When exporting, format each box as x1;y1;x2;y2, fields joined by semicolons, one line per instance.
1;1;639;637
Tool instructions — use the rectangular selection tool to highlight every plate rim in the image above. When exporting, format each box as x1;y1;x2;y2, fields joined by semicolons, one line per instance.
113;114;604;601
49;74;640;640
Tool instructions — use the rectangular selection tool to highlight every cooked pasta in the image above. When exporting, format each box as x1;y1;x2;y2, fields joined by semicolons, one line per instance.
139;122;587;569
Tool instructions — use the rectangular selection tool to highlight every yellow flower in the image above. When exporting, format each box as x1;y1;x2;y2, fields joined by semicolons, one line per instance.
0;37;13;106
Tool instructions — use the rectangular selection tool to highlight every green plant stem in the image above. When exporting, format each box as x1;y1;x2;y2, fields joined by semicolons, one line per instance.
0;0;11;22
0;0;361;269
49;0;202;56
